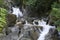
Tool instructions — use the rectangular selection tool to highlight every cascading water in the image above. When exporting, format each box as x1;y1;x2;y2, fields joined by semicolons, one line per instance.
12;7;23;17
37;19;55;40
1;1;58;40
9;7;24;34
5;4;56;40
7;6;56;40
4;7;24;40
12;6;53;40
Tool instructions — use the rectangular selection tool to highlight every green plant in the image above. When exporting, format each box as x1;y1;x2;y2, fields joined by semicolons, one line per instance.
50;2;60;31
0;8;7;33
23;0;36;5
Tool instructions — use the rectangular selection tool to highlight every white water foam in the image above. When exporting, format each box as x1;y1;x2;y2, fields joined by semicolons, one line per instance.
12;7;23;17
37;19;55;40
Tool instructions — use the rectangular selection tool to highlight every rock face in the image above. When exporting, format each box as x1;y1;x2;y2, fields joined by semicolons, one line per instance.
45;28;59;40
3;0;23;10
6;13;17;27
58;32;60;40
18;26;39;40
23;0;58;19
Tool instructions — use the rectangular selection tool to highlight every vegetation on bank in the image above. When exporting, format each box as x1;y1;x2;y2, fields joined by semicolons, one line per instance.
0;8;7;33
0;0;4;7
50;2;60;31
0;0;7;8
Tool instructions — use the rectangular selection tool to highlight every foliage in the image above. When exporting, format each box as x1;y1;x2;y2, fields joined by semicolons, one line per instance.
0;8;7;33
23;0;36;6
0;0;4;7
23;0;58;18
50;2;60;31
0;0;4;5
0;0;7;9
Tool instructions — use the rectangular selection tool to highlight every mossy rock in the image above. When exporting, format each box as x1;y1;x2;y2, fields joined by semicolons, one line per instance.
6;13;17;27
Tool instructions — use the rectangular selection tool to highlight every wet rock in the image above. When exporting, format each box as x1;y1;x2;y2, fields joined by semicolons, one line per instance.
24;27;39;40
4;0;23;11
6;13;17;27
45;28;59;40
58;32;60;40
21;38;32;40
18;25;40;40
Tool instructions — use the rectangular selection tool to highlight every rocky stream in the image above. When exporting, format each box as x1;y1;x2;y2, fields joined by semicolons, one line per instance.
0;0;60;40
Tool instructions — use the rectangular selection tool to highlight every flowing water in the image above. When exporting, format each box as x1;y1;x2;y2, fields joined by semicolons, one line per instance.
37;20;55;40
12;7;23;17
1;6;56;40
12;7;55;40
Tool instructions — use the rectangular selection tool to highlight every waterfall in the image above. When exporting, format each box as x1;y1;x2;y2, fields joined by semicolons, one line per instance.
5;5;56;40
16;19;56;40
37;19;55;40
8;6;56;40
1;0;59;40
12;7;23;17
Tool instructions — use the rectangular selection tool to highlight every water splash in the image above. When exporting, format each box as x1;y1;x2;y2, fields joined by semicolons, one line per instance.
24;19;54;40
37;19;55;40
12;7;23;17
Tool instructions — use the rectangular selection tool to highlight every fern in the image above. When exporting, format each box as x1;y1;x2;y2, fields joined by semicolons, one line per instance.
0;8;7;33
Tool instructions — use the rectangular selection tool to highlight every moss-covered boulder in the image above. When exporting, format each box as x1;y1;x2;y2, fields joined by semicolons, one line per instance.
6;13;17;27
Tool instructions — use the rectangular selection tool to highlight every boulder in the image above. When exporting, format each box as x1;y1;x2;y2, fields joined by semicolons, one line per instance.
58;32;60;40
6;13;17;27
45;28;59;40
